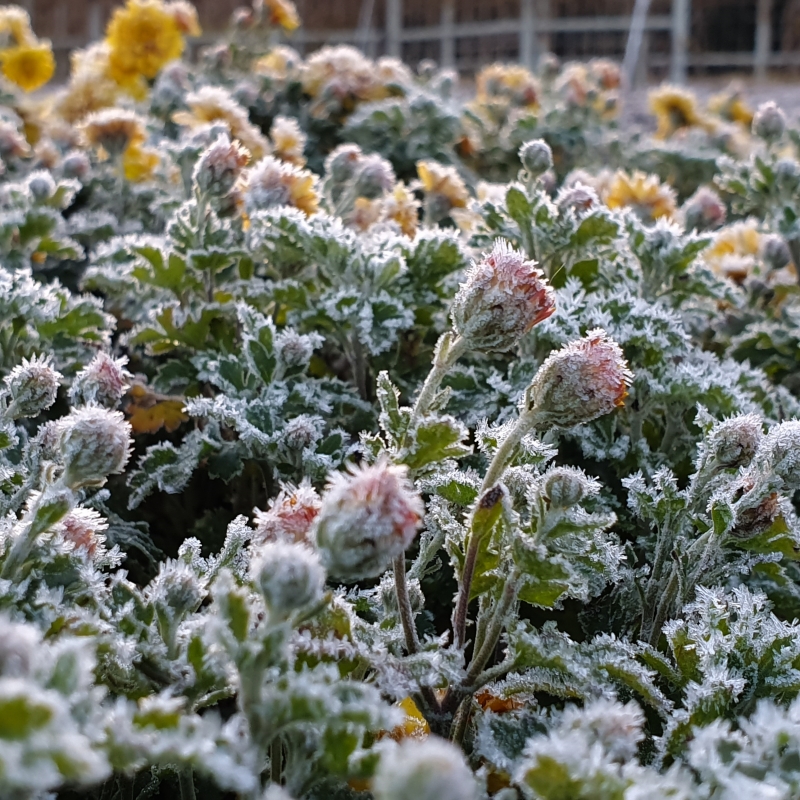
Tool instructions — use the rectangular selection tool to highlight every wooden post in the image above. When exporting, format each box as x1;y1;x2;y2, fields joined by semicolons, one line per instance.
441;0;455;69
520;0;537;69
670;0;690;84
754;0;773;81
385;0;402;58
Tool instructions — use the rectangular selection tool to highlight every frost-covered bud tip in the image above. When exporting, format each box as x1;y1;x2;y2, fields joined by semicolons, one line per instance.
682;186;726;231
70;352;132;409
314;461;423;581
4;356;61;419
519;139;553;178
528;329;632;427
354;154;396;199
752;101;786;142
451;240;555;353
543;466;594;508
193;133;250;197
761;234;793;272
707;414;763;470
250;540;325;615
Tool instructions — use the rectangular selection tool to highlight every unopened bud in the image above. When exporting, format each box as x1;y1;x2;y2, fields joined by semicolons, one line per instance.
250;540;325;615
519;139;553;178
0;616;38;677
557;183;599;214
756;420;800;490
70;352;131;408
276;329;317;370
752;101;786;142
282;414;322;451
775;158;800;192
325;143;363;184
682;186;726;231
61;150;91;181
4;356;61;419
152;560;203;617
254;481;321;544
58;407;132;489
761;234;792;271
314;461;423;581
193;133;250;197
27;171;55;202
528;329;632;427
543;466;594;508
707;414;762;470
354;154;396;199
373;737;479;800
451;240;555;353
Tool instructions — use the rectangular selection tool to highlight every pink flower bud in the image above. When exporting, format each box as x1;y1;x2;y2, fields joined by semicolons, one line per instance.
451;240;555;352
314;461;423;581
528;329;632;427
254;481;322;545
70;352;132;409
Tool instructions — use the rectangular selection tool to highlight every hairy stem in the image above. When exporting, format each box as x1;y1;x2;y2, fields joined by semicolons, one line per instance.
410;333;467;422
393;553;419;654
178;767;197;800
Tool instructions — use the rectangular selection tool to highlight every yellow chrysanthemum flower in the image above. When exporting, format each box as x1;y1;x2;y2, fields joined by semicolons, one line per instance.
649;85;711;139
708;87;754;127
604;170;677;221
173;86;270;159
417;160;469;210
81;108;147;156
105;0;186;87
384;183;419;238
270;115;306;166
265;0;300;32
476;62;540;107
244;156;319;216
52;44;121;124
253;45;301;81
704;219;762;283
123;143;160;182
1;41;55;92
0;6;34;47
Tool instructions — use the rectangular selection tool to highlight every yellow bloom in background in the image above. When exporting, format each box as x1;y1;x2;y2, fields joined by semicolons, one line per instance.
417;159;469;214
105;0;186;88
704;219;762;283
649;85;710;139
265;0;300;32
476;62;540;107
1;40;54;92
173;86;270;159
243;156;320;216
270;115;306;165
253;45;301;81
0;6;34;47
604;170;677;221
708;85;754;128
53;44;121;124
81;108;147;156
123;143;160;181
384;183;420;238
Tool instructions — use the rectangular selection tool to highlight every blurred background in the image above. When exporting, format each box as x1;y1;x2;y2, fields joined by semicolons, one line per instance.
28;0;800;83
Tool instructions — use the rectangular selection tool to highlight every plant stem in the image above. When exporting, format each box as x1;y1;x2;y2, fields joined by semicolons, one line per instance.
450;697;473;745
178;767;196;800
393;553;419;654
410;333;467;422
269;738;283;785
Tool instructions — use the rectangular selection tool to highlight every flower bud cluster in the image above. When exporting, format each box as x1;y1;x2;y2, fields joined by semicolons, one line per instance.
451;240;555;353
528;329;632;427
314;461;423;581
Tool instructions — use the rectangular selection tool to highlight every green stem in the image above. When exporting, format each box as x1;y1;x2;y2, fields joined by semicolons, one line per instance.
409;333;467;423
178;767;196;800
269;738;283;785
450;697;473;745
393;553;419;654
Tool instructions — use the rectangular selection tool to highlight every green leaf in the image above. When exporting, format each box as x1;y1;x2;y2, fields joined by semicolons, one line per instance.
402;416;470;471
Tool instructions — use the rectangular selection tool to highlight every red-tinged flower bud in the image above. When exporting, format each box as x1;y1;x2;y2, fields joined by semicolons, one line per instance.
557;183;599;214
70;352;132;409
254;481;322;545
682;186;726;231
193;133;250;197
528;329;632;427
451;240;555;353
314;461;423;581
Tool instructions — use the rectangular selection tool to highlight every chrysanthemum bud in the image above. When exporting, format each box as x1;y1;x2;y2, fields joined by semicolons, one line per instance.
281;414;322;451
451;240;555;353
250;540;325;615
58;407;132;489
761;234;793;271
254;481;322;544
557;183;599;214
325;143;363;184
57;508;108;557
314;461;423;581
756;420;800;490
152;560;204;617
707;414;762;470
193;133;250;197
4;355;62;419
81;108;146;157
61;150;91;181
775;158;800;192
752;101;786;142
519;139;553;178
543;466;595;508
276;329;316;370
354;154;396;199
682;186;726;231
373;738;479;800
70;352;132;409
27;170;55;202
527;329;632;427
